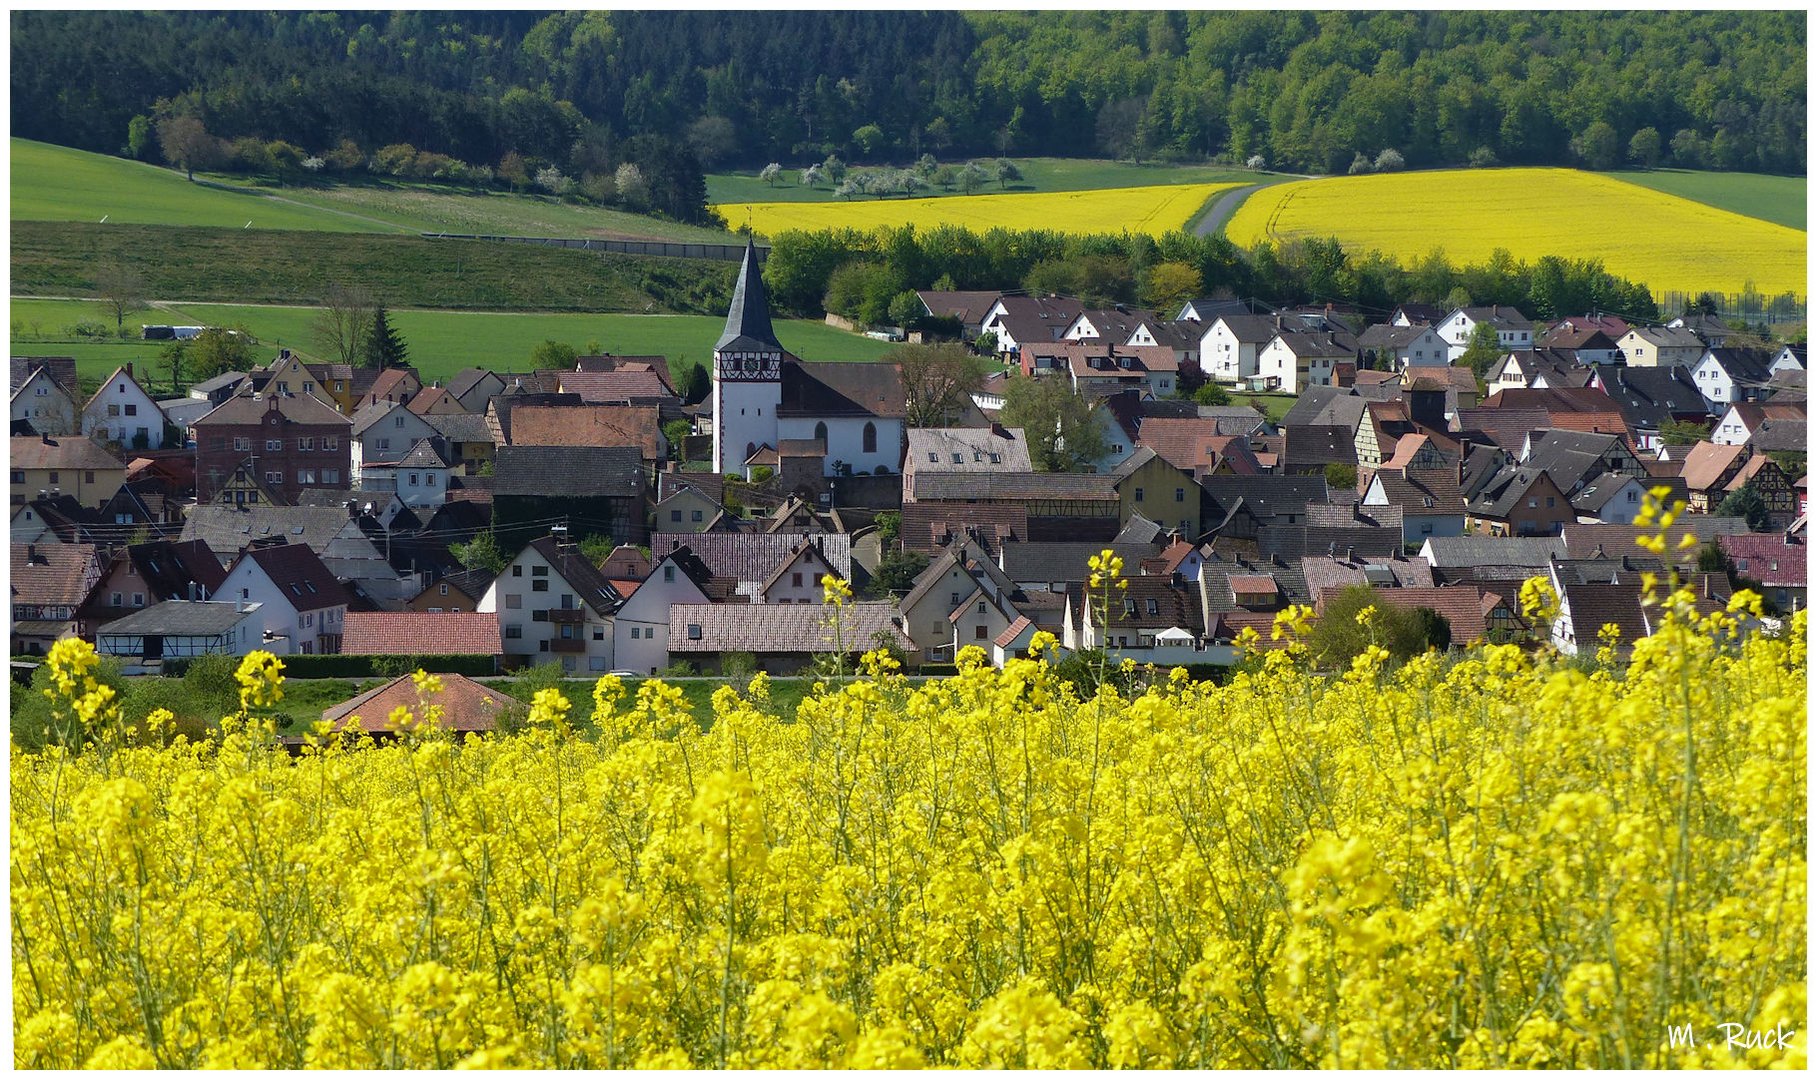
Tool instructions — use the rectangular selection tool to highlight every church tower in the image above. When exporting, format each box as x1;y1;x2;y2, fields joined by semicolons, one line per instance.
711;237;785;474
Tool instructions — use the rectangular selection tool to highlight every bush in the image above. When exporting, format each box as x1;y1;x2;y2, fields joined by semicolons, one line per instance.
274;653;500;679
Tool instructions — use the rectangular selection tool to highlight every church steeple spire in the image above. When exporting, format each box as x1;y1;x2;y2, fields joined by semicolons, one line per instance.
715;236;780;353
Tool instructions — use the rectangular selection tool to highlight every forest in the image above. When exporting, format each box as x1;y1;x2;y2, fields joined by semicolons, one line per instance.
11;10;1805;185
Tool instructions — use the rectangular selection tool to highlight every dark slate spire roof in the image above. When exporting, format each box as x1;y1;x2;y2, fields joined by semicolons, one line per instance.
716;237;781;353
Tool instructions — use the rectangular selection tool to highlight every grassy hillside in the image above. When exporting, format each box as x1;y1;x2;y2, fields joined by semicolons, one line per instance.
13;138;738;243
1225;168;1807;299
707;157;1264;204
10;138;399;233
1609;168;1806;231
12;222;736;313
9;298;897;390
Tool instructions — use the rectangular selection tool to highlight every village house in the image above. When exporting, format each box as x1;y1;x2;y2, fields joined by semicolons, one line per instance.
980;294;1085;357
358;438;454;510
667;601;913;675
1719;527;1806;613
1357;323;1449;371
1537;322;1624;365
1689;347;1776;409
445;367;508;414
1255;330;1356;394
320;672;519;738
339;611;504;670
10;434;126;508
11;541;103;654
611;545;716;675
505;403;668;467
94;601;269;670
77;539;226;637
216;543;349;654
350;399;442;475
1711;401;1806;446
1361;467;1467;544
11;364;79;436
356;367;424;410
81;364;168;450
1437;306;1533;362
491;445;648;546
193;390;353;505
915;289;1003;340
1617;325;1706;368
1463;462;1576;537
478;534;622;672
1198;313;1283;385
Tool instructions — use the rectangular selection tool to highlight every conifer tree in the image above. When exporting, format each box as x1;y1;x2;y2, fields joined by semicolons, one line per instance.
363;305;408;369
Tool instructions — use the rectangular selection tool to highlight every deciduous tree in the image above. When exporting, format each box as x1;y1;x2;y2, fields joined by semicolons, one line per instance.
889;341;992;427
1003;374;1107;471
310;285;376;368
94;263;146;337
156;115;223;180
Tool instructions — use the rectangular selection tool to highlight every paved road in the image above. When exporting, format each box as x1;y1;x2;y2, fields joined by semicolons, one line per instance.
1193;172;1319;238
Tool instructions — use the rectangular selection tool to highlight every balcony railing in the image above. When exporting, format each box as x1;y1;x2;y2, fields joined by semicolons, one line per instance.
546;607;585;624
549;637;585;653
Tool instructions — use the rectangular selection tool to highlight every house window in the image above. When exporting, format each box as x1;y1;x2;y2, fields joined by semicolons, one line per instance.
505;594;521;609
324;436;338;450
409;473;419;486
692;510;703;522
1175;487;1185;503
110;592;123;606
974;625;987;639
395;416;405;427
234;437;250;451
590;657;607;671
108;404;120;417
267;439;282;451
977;600;987;615
512;566;522;576
532;566;548;577
1135;487;1144;501
1546;497;1555;508
48;471;59;484
299;437;314;451
124;404;138;416
593;627;604;641
664;566;675;583
687;624;702;640
1528;498;1538;509
951;592;961;605
532;580;549;592
1147;599;1159;615
671;509;683;522
85;471;96;484
792;572;804;587
505;625;522;639
560;625;576;640
297;469;316;484
322;469;339;484
631;627;641;639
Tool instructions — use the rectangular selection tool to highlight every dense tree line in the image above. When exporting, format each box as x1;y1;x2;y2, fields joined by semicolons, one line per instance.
12;11;1804;184
764;224;1662;330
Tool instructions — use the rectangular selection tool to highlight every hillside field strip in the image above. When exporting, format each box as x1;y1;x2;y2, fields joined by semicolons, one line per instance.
12;138;738;243
7;298;895;389
1224;167;1807;299
718;182;1247;239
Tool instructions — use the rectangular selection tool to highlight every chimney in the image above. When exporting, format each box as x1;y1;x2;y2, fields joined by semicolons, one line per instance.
1345;546;1355;564
124;362;133;379
26;543;35;561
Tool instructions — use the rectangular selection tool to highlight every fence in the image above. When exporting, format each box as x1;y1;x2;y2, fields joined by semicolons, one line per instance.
1653;289;1806;326
422;233;763;263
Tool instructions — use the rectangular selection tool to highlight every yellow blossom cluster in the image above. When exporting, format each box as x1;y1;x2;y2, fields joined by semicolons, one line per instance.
11;603;1805;1068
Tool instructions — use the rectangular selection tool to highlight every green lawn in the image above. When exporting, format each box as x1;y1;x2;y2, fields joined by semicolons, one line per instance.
707;156;1268;204
1609;168;1806;231
10;138;399;233
1228;391;1297;425
10;297;896;389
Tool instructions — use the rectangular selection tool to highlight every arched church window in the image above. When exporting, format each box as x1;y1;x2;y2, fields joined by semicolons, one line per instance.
862;422;877;454
814;422;828;444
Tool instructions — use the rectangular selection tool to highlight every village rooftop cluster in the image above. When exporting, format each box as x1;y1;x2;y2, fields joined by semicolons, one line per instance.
12;240;1806;726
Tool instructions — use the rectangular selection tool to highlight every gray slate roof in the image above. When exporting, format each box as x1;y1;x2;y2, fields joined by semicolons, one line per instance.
94;600;260;637
490;445;643;498
1420;536;1569;568
669;601;911;654
716;238;780;353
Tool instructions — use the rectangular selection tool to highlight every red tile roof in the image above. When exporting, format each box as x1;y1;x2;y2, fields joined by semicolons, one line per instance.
1718;533;1807;587
340;612;503;655
323;672;519;733
506;404;665;460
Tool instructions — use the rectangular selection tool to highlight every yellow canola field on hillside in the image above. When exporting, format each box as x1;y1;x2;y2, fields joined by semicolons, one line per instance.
1225;168;1807;299
718;182;1244;239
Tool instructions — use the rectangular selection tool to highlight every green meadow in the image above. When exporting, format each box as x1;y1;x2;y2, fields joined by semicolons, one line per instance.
1609;168;1806;231
9;298;896;391
706;156;1266;205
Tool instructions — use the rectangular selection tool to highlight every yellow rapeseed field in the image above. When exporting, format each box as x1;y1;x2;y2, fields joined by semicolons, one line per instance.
1224;168;1807;299
11;537;1806;1070
718;182;1245;239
